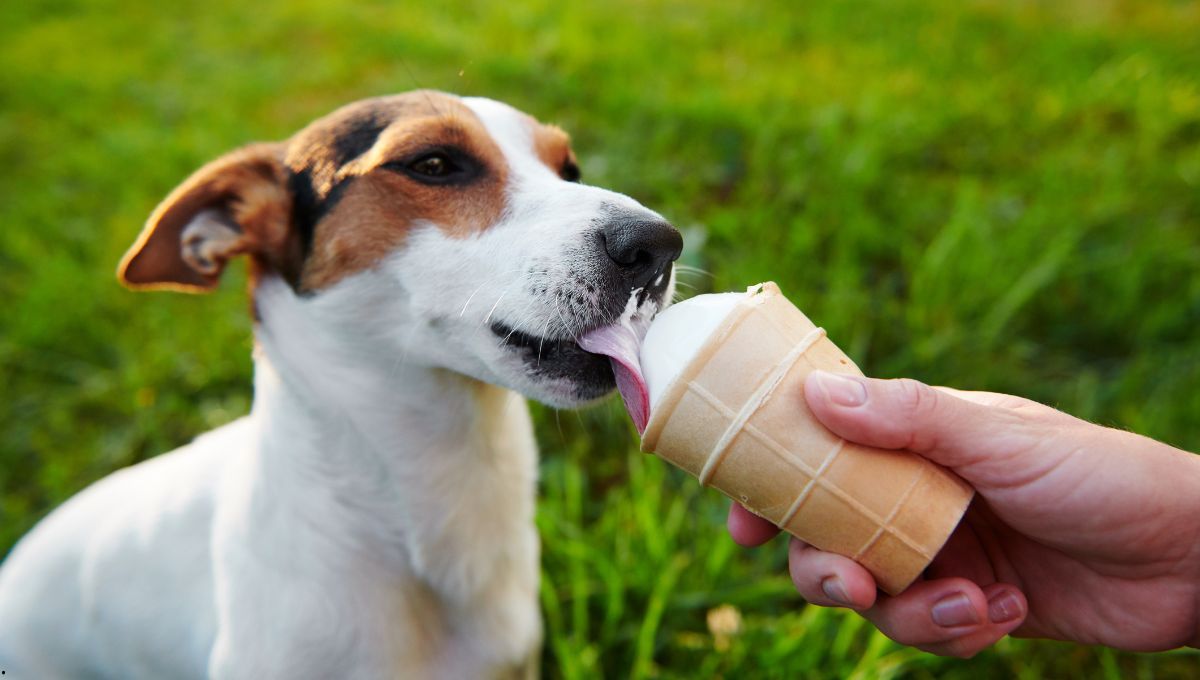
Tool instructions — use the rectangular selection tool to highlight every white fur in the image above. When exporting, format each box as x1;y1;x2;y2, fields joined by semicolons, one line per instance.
0;96;673;678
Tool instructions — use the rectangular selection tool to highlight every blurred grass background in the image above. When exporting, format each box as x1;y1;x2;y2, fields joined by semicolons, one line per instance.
2;0;1199;677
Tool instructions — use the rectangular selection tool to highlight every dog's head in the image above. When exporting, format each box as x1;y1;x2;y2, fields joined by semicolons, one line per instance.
119;91;680;407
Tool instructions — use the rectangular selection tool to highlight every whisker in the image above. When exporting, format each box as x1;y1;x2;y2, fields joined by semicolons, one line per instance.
536;313;554;368
395;308;426;369
459;283;488;318
674;264;713;278
483;292;507;327
458;266;524;318
553;295;576;341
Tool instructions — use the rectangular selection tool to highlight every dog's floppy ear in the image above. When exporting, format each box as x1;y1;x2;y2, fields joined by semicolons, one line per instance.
118;142;300;293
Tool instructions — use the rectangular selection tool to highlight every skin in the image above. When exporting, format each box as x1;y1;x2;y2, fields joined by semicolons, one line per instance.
728;370;1200;658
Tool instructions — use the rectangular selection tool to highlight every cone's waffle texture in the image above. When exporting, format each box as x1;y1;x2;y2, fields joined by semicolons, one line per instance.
641;283;973;594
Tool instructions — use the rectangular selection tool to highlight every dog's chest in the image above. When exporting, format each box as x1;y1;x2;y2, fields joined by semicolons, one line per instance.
215;369;544;676
365;385;544;674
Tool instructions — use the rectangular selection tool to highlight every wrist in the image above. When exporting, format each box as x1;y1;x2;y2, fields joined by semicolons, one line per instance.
1182;450;1200;648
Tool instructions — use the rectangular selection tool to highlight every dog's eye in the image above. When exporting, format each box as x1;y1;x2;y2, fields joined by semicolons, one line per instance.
409;153;459;178
382;148;481;186
560;160;581;183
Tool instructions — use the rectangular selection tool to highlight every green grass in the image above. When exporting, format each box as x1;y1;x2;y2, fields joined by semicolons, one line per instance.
3;0;1199;676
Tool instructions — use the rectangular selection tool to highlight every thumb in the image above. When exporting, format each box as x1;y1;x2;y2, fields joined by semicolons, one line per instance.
802;371;1033;472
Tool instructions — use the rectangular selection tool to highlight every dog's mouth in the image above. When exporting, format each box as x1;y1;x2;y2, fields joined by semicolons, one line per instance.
489;322;616;399
489;283;665;412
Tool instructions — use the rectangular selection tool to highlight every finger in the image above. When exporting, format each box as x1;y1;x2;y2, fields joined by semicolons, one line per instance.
787;538;878;610
863;579;1027;658
917;584;1029;657
726;503;781;547
865;579;988;647
802;371;1037;471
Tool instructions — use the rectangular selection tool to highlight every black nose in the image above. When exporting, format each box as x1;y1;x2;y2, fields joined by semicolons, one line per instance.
601;217;684;290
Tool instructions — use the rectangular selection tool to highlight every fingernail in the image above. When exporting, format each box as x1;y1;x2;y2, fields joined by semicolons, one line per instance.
811;371;867;407
820;576;851;606
931;593;980;627
988;589;1022;624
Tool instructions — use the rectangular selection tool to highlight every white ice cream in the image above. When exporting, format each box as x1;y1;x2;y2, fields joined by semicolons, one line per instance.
640;291;748;408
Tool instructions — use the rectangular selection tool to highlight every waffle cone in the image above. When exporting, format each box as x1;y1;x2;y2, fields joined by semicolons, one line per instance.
641;282;973;594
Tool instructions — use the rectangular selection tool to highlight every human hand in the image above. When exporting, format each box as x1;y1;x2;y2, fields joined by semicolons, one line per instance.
728;370;1200;657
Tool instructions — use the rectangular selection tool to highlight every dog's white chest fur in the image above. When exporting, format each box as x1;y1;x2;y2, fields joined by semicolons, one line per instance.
0;353;541;679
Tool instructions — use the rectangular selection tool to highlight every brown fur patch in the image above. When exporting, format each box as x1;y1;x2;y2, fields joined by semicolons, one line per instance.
532;124;576;178
295;93;511;290
232;165;303;287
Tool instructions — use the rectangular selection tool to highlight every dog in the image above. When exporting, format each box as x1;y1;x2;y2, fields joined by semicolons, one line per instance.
0;91;681;678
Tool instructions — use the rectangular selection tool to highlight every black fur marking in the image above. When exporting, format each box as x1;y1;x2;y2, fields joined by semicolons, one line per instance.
288;168;358;258
317;178;355;225
286;107;396;260
288;168;321;258
329;115;390;167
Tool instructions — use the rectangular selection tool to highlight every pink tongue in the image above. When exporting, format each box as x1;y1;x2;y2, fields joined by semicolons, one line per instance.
578;324;650;433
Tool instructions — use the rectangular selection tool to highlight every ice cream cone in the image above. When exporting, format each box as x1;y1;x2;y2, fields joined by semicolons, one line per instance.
641;282;973;595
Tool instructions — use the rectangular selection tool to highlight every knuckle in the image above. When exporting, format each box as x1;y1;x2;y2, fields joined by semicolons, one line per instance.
893;378;936;416
789;572;831;604
786;556;815;587
891;378;940;451
790;577;827;605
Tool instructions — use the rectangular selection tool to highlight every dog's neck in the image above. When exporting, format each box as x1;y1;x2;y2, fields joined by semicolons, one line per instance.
244;276;539;604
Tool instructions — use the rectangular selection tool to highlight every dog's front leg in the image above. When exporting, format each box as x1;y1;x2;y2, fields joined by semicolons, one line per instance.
204;453;452;679
205;488;355;679
203;465;377;678
206;543;449;679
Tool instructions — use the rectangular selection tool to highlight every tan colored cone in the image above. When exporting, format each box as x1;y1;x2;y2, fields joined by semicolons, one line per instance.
641;282;973;595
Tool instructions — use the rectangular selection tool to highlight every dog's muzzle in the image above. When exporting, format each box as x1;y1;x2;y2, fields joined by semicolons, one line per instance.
489;212;682;403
